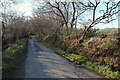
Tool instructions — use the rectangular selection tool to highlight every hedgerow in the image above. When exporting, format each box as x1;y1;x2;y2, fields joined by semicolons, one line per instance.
2;39;27;78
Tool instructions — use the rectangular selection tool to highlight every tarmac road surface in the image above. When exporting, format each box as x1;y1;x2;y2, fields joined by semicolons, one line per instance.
24;38;102;78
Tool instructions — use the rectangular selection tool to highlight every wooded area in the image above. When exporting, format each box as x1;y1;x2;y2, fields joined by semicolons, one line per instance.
1;0;120;78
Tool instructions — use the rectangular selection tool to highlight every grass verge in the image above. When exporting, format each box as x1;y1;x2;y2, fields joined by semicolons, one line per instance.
2;39;27;78
43;41;120;79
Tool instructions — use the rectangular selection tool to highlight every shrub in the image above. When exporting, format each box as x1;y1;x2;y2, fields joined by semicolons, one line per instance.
80;37;120;70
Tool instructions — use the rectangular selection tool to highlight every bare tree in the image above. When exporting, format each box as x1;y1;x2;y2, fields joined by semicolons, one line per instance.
0;0;30;49
78;0;120;42
46;1;86;31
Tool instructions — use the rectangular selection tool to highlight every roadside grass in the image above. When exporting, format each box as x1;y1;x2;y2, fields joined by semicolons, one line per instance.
2;39;27;78
43;41;120;79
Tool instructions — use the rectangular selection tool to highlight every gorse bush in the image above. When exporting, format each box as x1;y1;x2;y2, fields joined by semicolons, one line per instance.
79;37;120;70
45;35;120;71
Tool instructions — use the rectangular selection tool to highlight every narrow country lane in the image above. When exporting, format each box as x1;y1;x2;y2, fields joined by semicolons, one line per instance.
24;37;102;78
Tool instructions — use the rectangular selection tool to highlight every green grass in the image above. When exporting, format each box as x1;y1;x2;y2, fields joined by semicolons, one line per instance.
2;39;27;78
43;41;120;79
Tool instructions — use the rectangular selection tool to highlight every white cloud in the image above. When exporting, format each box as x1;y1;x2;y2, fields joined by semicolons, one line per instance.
12;1;33;16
